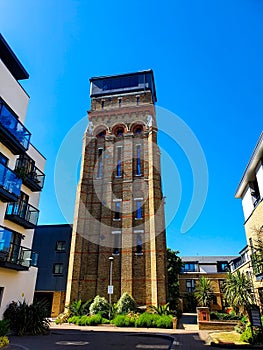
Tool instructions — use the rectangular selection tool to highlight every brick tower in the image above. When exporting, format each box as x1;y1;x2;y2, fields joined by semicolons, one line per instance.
66;70;167;306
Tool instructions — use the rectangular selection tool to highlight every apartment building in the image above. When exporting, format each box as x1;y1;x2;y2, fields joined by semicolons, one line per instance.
179;256;236;312
32;224;72;317
235;132;263;307
0;34;45;318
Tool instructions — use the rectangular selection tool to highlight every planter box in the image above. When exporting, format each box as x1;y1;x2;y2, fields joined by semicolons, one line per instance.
199;320;239;331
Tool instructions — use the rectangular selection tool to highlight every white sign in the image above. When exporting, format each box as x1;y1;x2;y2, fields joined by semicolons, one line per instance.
108;285;114;294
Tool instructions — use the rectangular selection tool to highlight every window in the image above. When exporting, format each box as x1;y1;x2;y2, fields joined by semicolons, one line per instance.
101;101;104;109
136;96;140;106
53;263;63;275
112;231;121;255
97;148;103;178
0;153;8;166
211;295;217;305
118;98;122;108
186;279;195;292
116;127;124;137
250;180;260;207
182;263;198;272
116;147;122;177
217;261;229;272
134;126;142;135
56;241;66;251
97;130;106;138
135;200;143;220
135;144;141;175
135;233;143;254
113;201;121;221
0;287;3;307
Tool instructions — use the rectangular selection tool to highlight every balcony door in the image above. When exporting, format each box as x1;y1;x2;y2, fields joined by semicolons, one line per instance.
9;232;22;264
17;191;29;220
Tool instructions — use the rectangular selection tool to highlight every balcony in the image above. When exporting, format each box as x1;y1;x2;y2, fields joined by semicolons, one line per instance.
0;100;31;154
0;227;38;271
15;156;45;192
251;253;263;280
5;200;39;229
0;163;22;202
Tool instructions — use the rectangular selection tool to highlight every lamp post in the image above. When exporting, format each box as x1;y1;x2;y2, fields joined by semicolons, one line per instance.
108;256;114;319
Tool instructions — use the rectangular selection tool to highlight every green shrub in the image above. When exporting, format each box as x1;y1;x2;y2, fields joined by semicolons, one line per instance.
135;313;173;329
3;300;50;336
68;316;80;324
0;336;9;348
0;320;9;337
155;315;173;329
112;315;136;327
67;299;92;317
116;293;137;314
135;313;154;328
240;322;263;345
234;316;248;334
89;296;109;318
210;311;243;321
68;314;105;326
55;311;70;324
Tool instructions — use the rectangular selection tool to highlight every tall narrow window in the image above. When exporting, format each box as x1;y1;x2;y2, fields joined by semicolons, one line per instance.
118;98;122;108
112;231;121;255
135;200;143;219
101;100;104;109
114;201;121;220
116;147;122;177
186;279;195;292
136;145;141;175
136;96;140;106
0;287;4;307
136;233;143;254
97;148;103;178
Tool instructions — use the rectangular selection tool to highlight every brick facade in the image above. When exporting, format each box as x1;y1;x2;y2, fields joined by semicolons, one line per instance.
66;71;167;306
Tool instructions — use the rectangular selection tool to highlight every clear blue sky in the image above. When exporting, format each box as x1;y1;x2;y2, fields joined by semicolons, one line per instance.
2;0;263;256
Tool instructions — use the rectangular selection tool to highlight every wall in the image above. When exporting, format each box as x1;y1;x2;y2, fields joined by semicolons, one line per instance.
0;60;29;122
0;266;38;318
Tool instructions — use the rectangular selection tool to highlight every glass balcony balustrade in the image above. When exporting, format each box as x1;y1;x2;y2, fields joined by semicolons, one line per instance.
6;200;39;228
0;163;22;202
0;101;31;153
0;226;38;270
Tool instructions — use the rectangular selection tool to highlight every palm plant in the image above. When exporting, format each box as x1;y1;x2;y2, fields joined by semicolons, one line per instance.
224;271;253;314
148;303;170;316
194;276;214;308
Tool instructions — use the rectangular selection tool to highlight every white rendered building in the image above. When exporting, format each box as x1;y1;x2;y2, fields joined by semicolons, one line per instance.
0;34;46;318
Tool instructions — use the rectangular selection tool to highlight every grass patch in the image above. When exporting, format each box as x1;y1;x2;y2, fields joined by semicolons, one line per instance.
209;331;248;345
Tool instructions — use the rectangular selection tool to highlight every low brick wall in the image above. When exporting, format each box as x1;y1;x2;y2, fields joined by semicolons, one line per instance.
198;320;239;330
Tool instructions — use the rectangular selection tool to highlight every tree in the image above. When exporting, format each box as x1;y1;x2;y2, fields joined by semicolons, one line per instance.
194;276;214;308
224;271;253;314
166;248;183;310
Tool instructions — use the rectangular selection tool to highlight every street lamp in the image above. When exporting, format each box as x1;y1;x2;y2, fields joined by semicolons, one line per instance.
108;256;114;319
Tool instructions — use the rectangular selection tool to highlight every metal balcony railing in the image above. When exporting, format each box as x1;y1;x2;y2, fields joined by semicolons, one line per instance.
15;156;45;192
6;200;39;228
0;163;22;202
0;100;31;153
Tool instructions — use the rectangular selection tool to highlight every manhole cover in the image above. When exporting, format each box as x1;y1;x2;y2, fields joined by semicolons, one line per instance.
56;341;89;346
